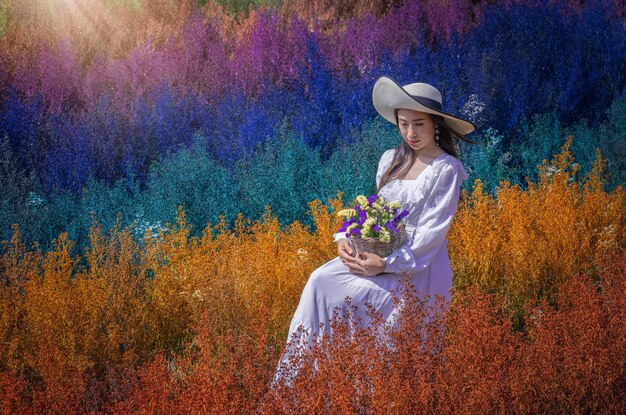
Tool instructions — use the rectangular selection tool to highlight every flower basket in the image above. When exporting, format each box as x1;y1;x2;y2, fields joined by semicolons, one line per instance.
348;222;406;258
336;194;409;258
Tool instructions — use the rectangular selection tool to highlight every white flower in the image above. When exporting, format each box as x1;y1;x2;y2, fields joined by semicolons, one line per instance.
133;215;167;240
461;93;486;125
27;191;44;207
297;248;308;259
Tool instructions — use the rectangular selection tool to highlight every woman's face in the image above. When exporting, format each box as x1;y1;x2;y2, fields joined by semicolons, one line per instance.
396;108;437;152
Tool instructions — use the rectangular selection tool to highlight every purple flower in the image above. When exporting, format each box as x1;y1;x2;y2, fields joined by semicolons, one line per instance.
337;221;349;233
357;210;367;225
349;228;361;236
386;221;397;233
393;210;409;223
372;224;381;233
367;194;379;205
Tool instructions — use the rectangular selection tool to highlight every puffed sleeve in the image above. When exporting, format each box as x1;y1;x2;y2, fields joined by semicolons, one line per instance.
382;158;468;274
333;149;396;243
376;149;396;190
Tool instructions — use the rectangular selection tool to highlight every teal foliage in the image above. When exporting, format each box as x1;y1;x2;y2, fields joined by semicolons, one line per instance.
45;189;81;246
53;177;140;257
0;132;142;256
0;134;45;247
76;174;141;241
459;128;510;194
566;120;607;185
139;134;238;238
512;96;626;191
324;119;399;202
515;112;570;185
234;121;325;225
598;90;626;187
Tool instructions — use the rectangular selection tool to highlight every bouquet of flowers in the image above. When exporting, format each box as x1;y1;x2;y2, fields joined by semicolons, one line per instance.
336;194;409;258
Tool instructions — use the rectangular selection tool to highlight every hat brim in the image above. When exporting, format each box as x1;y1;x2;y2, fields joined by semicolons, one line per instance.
372;76;476;136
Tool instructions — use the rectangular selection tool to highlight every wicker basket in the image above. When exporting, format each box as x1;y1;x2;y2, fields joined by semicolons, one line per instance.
348;222;406;258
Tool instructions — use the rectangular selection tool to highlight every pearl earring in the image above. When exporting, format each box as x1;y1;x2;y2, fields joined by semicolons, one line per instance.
435;126;440;146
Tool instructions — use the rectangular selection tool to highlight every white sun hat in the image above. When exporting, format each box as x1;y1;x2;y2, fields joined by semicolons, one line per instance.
372;75;476;136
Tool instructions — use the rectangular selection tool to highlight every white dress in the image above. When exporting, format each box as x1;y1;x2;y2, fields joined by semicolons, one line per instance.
272;149;469;386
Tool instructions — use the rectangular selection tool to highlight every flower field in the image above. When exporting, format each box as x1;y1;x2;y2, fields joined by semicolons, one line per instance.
0;0;625;413
1;139;624;413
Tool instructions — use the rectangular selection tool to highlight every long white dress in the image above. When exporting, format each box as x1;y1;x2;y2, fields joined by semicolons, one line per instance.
272;149;469;386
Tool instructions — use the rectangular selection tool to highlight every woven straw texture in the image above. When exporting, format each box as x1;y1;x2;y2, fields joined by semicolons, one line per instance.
348;223;406;258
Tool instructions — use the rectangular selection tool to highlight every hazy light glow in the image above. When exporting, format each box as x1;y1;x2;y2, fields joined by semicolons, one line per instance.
36;0;116;46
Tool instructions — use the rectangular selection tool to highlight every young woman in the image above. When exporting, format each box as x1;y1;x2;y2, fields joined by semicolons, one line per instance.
272;75;477;386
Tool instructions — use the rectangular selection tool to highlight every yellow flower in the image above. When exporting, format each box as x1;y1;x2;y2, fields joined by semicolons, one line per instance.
380;231;391;243
356;195;368;206
337;208;356;218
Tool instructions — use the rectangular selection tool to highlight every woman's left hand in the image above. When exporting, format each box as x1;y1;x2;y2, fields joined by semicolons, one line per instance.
343;251;386;276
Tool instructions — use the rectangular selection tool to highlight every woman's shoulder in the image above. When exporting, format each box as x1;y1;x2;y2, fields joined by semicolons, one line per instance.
381;148;396;160
435;152;469;182
377;148;397;169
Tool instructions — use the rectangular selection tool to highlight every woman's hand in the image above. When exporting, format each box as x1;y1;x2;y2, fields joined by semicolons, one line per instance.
347;251;386;276
337;239;356;260
337;239;363;270
337;239;386;276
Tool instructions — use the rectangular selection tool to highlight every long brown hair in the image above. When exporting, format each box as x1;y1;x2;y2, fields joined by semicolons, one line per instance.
377;109;478;193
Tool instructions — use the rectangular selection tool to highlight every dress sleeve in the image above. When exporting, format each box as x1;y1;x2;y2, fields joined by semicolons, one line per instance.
382;158;468;274
333;149;395;243
376;149;395;190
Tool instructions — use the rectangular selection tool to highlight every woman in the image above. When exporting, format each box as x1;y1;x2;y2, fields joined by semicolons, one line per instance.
272;76;477;386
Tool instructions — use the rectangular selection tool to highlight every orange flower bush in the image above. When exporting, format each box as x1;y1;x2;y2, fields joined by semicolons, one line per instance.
113;304;281;415
139;198;343;346
449;136;625;325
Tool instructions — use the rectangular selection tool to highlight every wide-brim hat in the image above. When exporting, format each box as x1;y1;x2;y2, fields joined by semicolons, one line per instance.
372;76;476;136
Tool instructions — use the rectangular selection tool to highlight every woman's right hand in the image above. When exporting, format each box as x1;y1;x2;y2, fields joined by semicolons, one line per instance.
337;239;356;262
